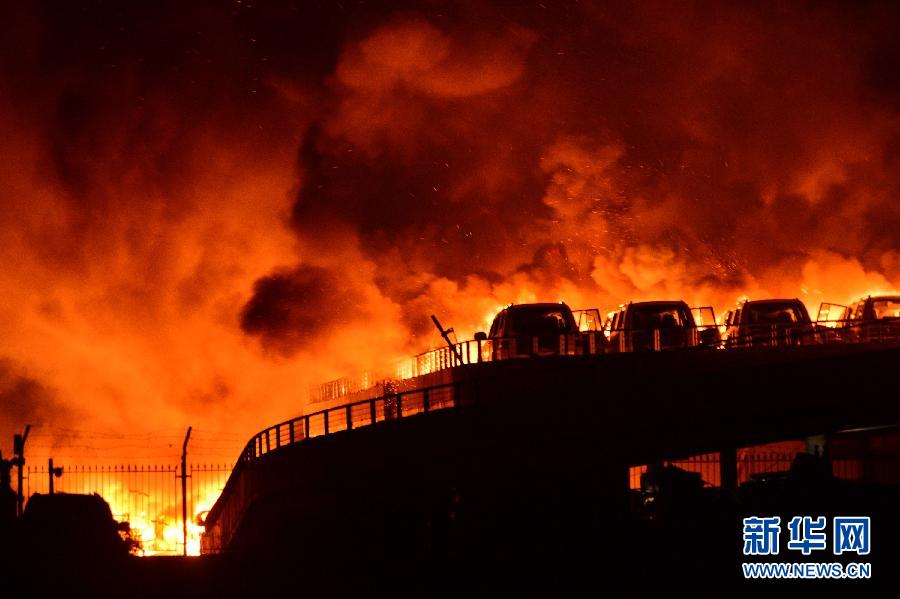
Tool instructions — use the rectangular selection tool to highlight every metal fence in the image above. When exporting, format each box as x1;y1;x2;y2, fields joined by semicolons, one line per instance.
318;320;900;405
628;450;888;490
242;382;463;463
398;332;606;379
20;463;230;555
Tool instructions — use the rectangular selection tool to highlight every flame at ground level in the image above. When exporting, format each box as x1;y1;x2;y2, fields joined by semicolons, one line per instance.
105;487;222;556
17;463;229;557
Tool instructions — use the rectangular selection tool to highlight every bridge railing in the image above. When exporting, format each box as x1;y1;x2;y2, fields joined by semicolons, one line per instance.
605;324;720;352
813;318;900;344
318;320;900;404
238;322;900;465
240;381;465;463
725;319;900;349
607;319;900;351
398;332;606;378
203;381;467;553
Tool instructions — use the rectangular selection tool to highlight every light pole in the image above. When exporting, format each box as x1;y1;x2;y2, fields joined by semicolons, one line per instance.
180;426;192;556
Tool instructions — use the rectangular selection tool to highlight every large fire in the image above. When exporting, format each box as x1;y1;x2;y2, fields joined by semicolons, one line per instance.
1;1;898;552
108;488;219;556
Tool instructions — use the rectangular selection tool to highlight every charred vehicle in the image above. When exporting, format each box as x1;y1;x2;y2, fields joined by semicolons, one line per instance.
817;294;900;343
474;302;604;360
723;298;817;348
603;300;720;352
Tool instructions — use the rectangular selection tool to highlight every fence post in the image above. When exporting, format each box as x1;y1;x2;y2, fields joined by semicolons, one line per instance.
275;424;281;448
396;394;403;418
370;399;377;426
289;421;295;444
346;405;353;430
324;411;329;435
423;388;430;413
305;416;310;440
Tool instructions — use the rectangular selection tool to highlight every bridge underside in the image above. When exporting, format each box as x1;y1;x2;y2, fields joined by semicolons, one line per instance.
203;345;900;593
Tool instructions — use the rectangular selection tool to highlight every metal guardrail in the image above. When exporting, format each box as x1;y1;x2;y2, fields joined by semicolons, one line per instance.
399;332;605;378
813;319;900;344
316;320;900;405
239;381;464;463
606;324;720;352
242;319;900;466
202;381;466;553
407;320;900;368
725;319;900;348
604;319;900;351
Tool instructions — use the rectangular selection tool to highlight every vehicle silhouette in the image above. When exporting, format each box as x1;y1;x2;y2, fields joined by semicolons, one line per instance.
723;298;816;348
817;294;900;343
475;302;585;360
604;300;720;352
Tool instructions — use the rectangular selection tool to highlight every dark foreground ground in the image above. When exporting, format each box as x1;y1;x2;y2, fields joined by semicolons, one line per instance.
7;346;899;597
5;476;899;598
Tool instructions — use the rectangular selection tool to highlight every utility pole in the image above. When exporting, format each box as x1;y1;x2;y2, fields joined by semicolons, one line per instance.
13;425;31;516
179;426;192;556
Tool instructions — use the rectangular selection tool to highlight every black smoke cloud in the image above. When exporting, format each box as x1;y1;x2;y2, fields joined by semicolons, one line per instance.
241;265;368;356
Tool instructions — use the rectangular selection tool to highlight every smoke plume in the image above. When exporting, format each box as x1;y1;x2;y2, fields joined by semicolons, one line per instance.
1;1;898;459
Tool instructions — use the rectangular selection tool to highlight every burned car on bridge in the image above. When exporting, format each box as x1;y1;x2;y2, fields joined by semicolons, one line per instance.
723;298;817;348
474;302;604;360
816;294;900;343
603;300;720;352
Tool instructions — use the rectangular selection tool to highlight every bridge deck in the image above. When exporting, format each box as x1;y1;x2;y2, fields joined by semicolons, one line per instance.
202;343;900;555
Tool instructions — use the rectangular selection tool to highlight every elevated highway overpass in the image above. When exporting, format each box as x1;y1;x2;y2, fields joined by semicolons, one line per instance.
202;342;900;557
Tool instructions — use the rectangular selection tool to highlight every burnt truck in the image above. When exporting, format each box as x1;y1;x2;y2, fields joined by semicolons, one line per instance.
817;294;900;343
723;298;818;348
603;300;721;352
474;302;605;360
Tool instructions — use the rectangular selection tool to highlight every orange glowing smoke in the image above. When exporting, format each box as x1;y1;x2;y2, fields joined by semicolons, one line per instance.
0;3;898;481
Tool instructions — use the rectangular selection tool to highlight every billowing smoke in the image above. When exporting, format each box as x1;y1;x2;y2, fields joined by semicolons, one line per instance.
1;2;898;459
251;1;900;348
